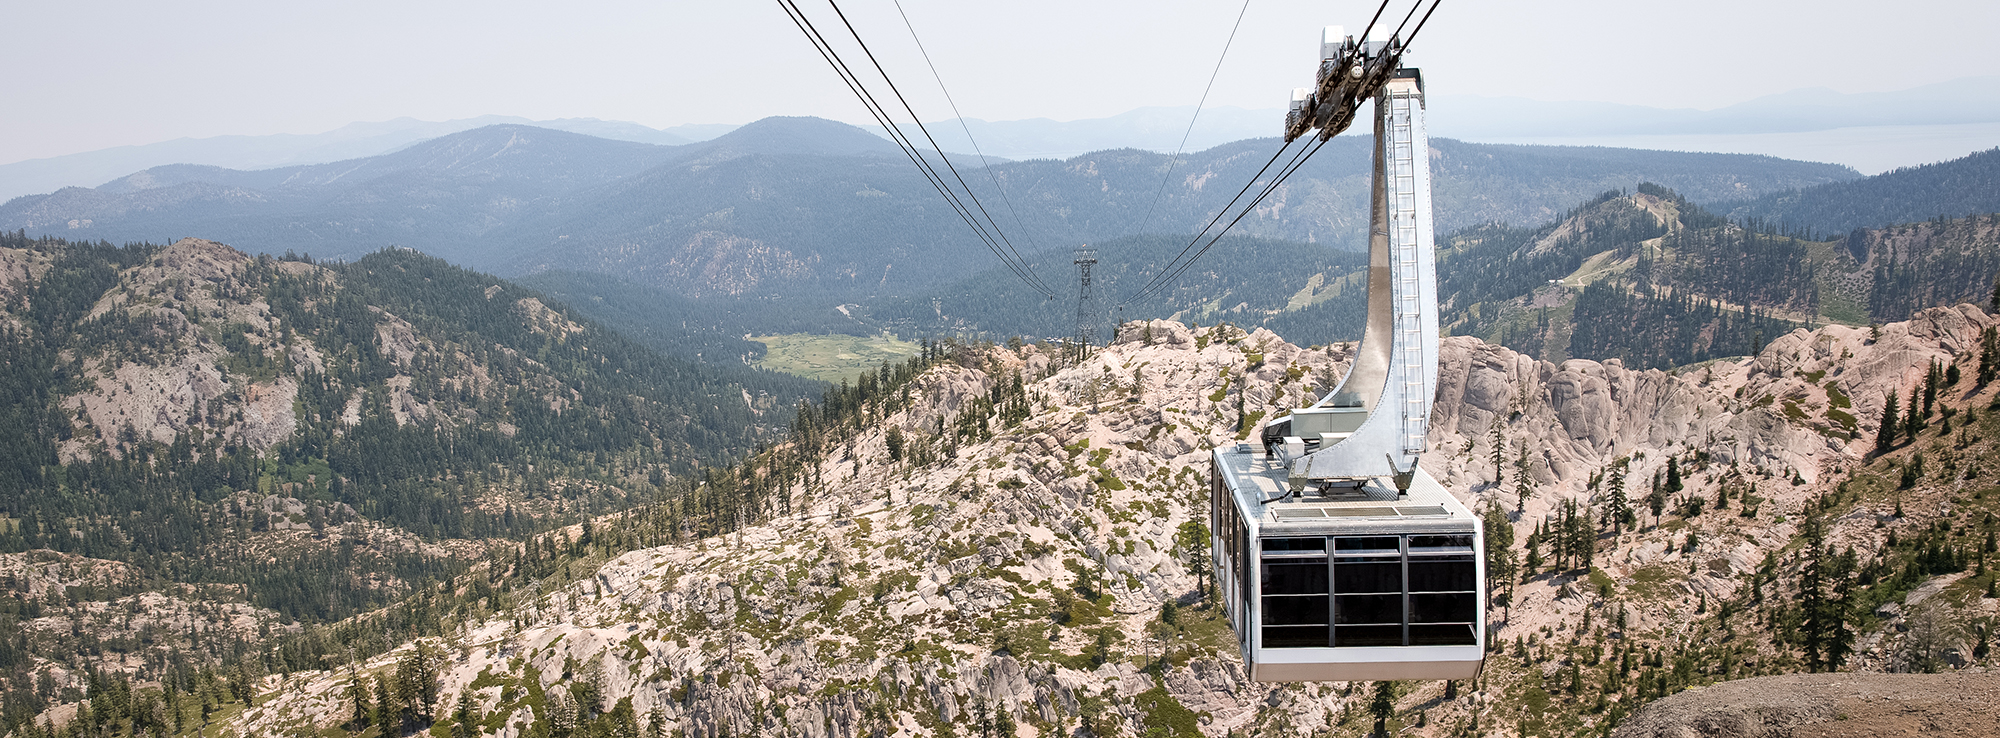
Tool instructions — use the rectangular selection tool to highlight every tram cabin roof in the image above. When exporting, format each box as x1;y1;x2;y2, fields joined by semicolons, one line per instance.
1212;443;1474;535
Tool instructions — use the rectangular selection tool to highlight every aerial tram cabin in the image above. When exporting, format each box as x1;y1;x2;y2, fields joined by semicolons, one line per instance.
1209;25;1483;682
1210;446;1484;681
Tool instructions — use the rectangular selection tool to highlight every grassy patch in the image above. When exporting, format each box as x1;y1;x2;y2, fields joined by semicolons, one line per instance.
1587;567;1616;595
1133;686;1203;738
749;333;921;382
1236;410;1266;440
1819;290;1869;326
1626;564;1679;600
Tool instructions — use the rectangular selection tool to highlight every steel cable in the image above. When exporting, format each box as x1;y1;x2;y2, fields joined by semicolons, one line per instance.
822;0;1057;296
889;0;1058;296
776;0;1055;296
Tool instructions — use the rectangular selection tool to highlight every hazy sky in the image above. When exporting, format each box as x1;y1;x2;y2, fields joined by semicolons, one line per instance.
6;0;1998;165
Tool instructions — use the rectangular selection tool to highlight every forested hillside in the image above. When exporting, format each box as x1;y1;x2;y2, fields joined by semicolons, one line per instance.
1431;184;2000;368
1438;185;1816;368
871;189;1817;369
1846;213;2000;323
0;233;814;733
745;179;2000;379
1716;146;2000;234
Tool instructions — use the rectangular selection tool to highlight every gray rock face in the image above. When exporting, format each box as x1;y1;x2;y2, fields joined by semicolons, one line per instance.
1424;305;1995;512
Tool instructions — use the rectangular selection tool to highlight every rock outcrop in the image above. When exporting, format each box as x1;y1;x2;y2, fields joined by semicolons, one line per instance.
1613;671;2000;738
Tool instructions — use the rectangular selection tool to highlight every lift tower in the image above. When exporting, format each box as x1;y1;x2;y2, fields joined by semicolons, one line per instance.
1071;246;1099;361
1209;25;1482;682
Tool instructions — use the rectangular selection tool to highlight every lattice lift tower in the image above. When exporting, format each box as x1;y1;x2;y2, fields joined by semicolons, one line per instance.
1071;246;1099;360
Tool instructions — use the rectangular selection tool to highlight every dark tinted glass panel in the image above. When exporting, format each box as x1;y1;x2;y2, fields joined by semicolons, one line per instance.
1409;534;1474;551
1410;592;1477;623
1408;558;1476;592
1335;624;1403;647
1263;625;1330;648
1410;623;1478;645
1261;595;1329;625
1335;536;1400;553
1335;594;1401;624
1262;560;1328;595
1334;558;1401;593
1263;537;1326;552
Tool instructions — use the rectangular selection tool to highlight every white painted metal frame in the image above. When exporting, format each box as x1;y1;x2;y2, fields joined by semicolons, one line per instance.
1292;74;1438;490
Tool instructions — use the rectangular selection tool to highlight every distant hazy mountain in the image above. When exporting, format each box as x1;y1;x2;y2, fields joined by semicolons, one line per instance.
1;125;684;267
886;78;2000;172
0;116;1861;305
491;122;1855;301
0;115;739;202
11;76;1989;203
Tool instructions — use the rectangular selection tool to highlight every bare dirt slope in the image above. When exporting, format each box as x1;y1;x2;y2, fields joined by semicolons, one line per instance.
1613;671;2000;738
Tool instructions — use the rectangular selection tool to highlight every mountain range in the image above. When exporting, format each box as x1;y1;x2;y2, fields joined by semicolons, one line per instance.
0;117;1860;306
0;116;745;204
8;76;1995;204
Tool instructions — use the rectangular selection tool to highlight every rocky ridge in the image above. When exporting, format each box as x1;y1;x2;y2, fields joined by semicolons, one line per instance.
208;306;1999;738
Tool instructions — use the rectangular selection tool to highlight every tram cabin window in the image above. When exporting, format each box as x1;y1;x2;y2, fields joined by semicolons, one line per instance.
1258;534;1479;649
1260;538;1328;648
1407;534;1477;645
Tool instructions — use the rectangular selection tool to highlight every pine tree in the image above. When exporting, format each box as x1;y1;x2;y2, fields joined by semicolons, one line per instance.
395;640;444;725
1514;444;1535;513
1523;524;1544;579
375;673;399;730
346;666;372;728
1482;503;1517;617
452;692;479;738
1490;418;1506;487
1875;393;1900;455
1369;681;1397;738
1981;328;2000;385
547;691;578;738
1923;361;1941;417
1646;476;1668;528
1797;518;1855;671
1175;520;1213;599
1601;464;1633;535
1904;386;1924;442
